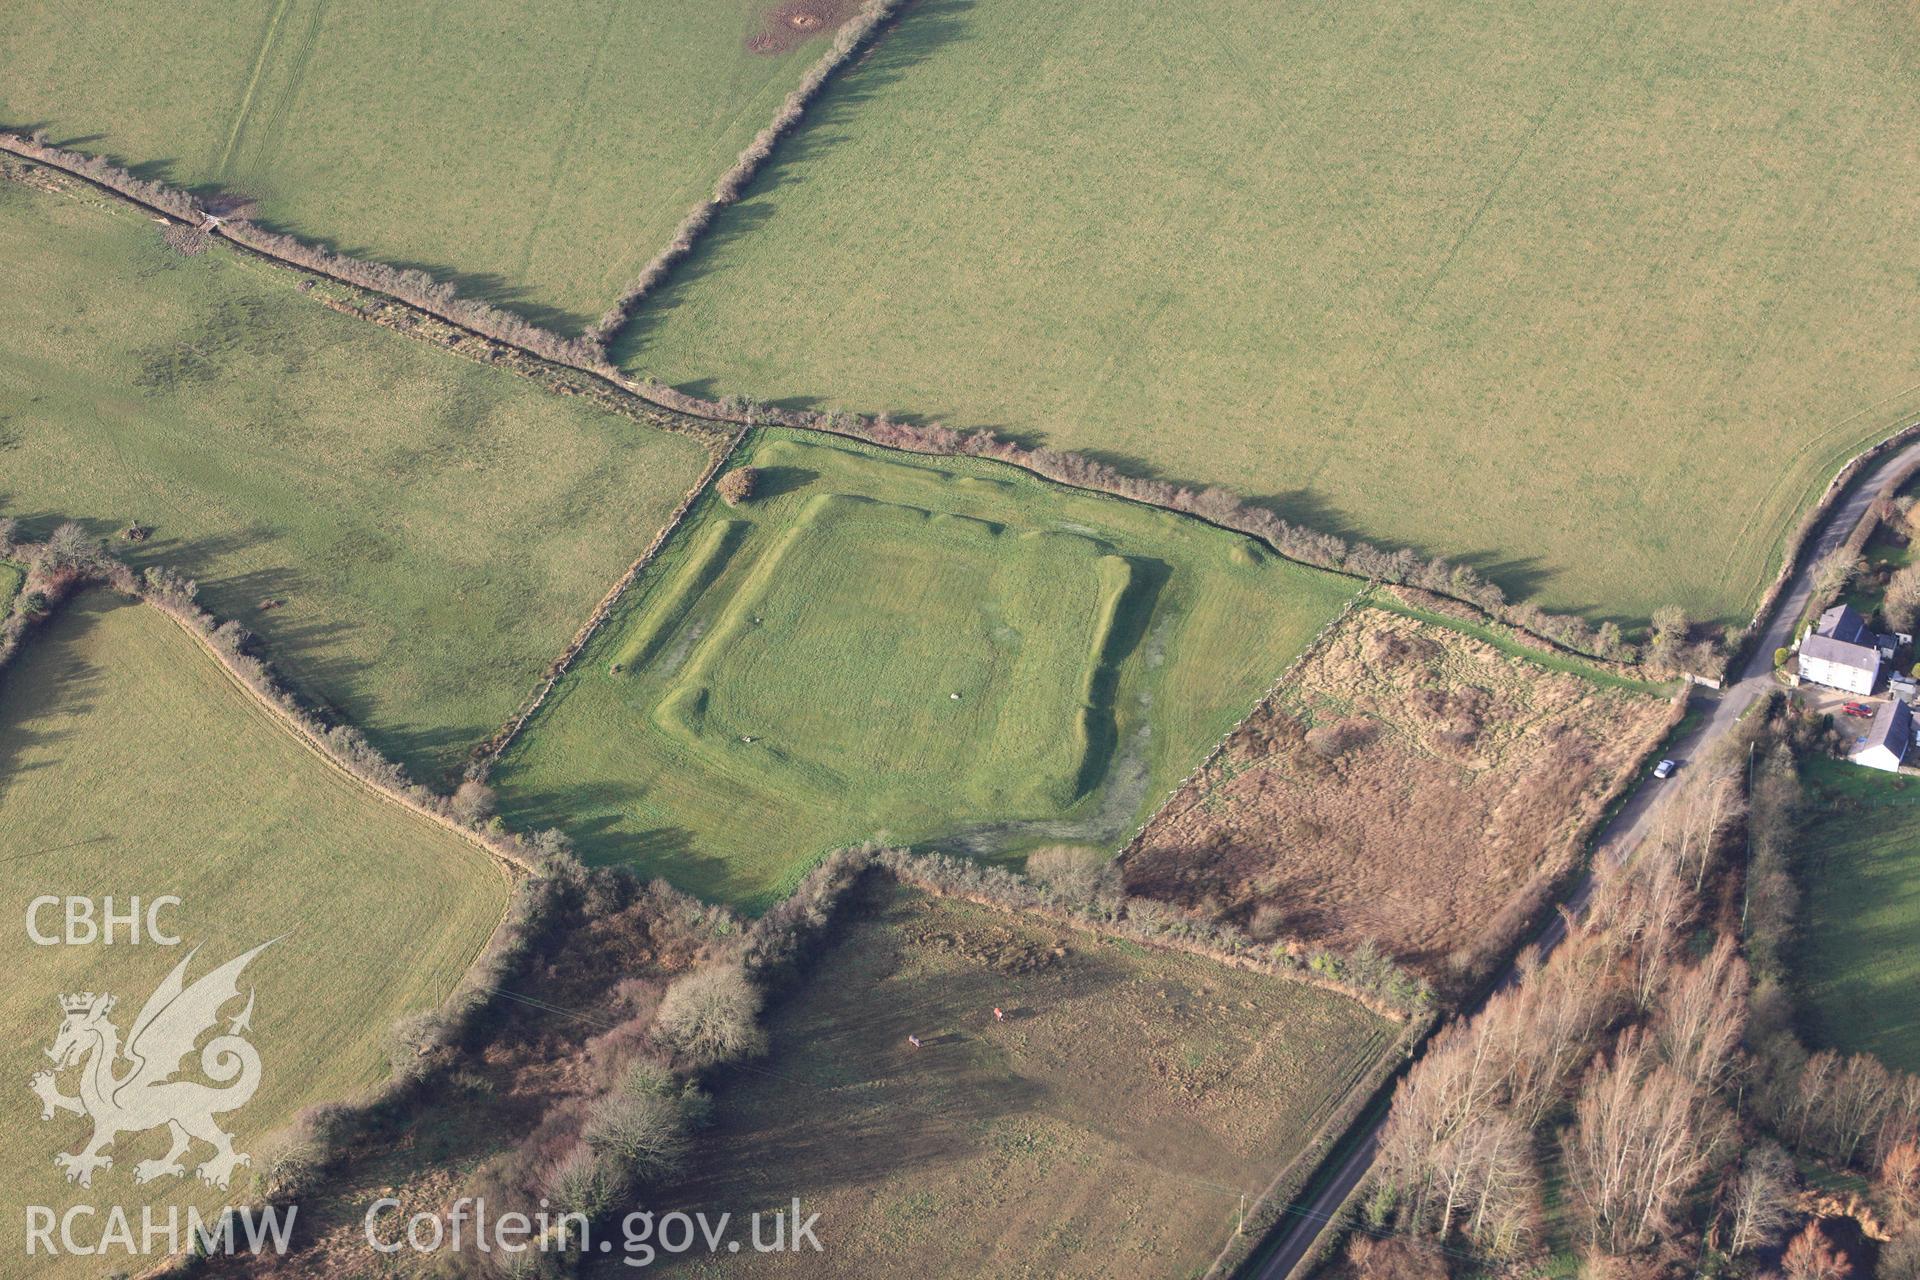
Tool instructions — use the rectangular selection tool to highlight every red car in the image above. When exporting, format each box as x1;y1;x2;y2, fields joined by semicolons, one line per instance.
1843;702;1875;718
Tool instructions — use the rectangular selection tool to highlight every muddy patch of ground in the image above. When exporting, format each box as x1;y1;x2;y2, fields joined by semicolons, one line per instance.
747;0;855;53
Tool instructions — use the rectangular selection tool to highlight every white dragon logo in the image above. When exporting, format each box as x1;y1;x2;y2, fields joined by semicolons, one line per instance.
30;941;274;1191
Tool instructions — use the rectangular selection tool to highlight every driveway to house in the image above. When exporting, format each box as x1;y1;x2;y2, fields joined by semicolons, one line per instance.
1241;434;1920;1280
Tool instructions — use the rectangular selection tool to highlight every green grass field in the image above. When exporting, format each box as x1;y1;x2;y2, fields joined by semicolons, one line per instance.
1794;758;1920;1073
0;594;509;1279
610;882;1392;1278
0;0;847;330
0;177;710;781
496;430;1356;907
618;0;1920;624
0;560;21;611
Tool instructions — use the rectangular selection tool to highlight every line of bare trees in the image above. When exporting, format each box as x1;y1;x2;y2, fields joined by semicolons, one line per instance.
586;0;906;350
1361;698;1920;1278
2;129;200;220
0;132;599;367
222;220;605;366
135;559;571;872
1368;753;1759;1267
451;846;873;1274
1735;703;1920;1239
258;847;875;1277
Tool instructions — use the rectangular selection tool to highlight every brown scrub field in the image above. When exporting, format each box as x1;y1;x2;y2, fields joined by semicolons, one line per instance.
1123;605;1677;992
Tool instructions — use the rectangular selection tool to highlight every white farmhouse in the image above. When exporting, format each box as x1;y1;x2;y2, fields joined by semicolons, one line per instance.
1851;697;1914;772
1800;604;1882;695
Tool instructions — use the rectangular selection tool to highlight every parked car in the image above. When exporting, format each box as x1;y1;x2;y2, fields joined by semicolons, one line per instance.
1843;702;1875;718
1653;758;1677;779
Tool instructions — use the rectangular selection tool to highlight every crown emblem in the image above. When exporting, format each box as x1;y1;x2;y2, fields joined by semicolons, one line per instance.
59;992;108;1015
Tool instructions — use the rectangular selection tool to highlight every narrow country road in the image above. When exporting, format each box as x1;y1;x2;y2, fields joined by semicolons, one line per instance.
1242;435;1920;1280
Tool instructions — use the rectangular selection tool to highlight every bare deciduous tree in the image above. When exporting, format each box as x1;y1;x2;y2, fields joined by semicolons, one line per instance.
1343;1234;1449;1280
1881;1139;1920;1231
716;467;758;506
1562;1029;1724;1252
1498;928;1623;1129
1655;933;1748;1093
1025;845;1121;906
1723;1141;1797;1256
450;779;498;826
653;965;765;1069
1884;1229;1920;1280
1590;844;1692;1013
1784;1222;1853;1280
42;521;100;571
1886;564;1920;633
1828;1054;1898;1166
1811;551;1867;613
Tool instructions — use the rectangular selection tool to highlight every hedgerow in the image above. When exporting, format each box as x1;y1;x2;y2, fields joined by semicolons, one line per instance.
587;0;907;349
875;846;1432;1016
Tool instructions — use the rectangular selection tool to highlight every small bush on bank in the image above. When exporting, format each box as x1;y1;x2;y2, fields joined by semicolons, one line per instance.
716;466;758;506
1025;844;1121;906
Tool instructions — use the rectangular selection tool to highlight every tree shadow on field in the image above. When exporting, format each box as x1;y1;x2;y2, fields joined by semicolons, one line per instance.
120;155;186;185
8;510;140;554
747;465;819;500
502;779;745;894
1447;549;1560;613
227;214;597;336
0;597;116;801
1245;487;1366;546
6;511;287;594
44;131;123;157
650;973;1052;1225
609;0;978;370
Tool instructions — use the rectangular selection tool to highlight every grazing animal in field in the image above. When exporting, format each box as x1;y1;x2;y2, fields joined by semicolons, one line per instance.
906;1034;922;1049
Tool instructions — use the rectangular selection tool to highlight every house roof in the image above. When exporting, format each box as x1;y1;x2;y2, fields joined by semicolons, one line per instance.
1819;603;1872;646
1803;633;1882;676
1857;698;1914;760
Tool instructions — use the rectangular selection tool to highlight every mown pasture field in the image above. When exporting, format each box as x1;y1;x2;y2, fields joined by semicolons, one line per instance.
1124;602;1676;994
0;177;711;780
601;882;1394;1278
0;0;852;329
1794;757;1920;1073
619;0;1920;624
495;430;1356;908
0;594;509;1280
